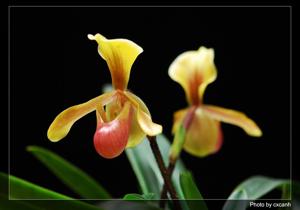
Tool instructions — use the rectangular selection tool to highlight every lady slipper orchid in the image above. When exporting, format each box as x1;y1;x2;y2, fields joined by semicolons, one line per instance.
169;46;262;157
47;33;162;159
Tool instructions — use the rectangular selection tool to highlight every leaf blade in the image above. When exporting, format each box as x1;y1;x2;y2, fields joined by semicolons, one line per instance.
0;194;41;210
27;146;111;199
123;193;155;201
0;172;103;210
125;134;187;199
99;200;162;210
223;176;298;210
180;171;208;210
123;193;146;200
228;176;289;200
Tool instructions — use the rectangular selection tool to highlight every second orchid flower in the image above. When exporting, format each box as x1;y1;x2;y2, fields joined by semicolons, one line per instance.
169;47;262;157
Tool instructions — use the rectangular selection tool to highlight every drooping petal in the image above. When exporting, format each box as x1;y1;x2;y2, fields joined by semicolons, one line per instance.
125;91;162;136
124;91;162;147
88;33;143;90
122;91;147;147
168;47;217;105
202;105;262;137
47;91;115;142
124;91;151;115
137;109;163;136
93;102;132;159
183;107;222;157
126;108;146;148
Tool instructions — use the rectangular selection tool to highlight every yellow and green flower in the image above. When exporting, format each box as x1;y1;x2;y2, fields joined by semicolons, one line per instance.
47;33;162;159
169;47;262;157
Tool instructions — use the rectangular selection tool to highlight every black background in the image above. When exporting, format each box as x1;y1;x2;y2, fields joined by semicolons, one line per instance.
9;5;290;203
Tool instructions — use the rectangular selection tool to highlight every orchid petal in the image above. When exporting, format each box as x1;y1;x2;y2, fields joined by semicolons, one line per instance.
168;47;217;105
88;33;143;90
137;109;163;136
126;108;146;148
47;92;115;142
103;92;144;147
94;102;132;159
124;91;162;146
183;107;222;157
171;108;189;134
124;91;148;147
203;105;262;137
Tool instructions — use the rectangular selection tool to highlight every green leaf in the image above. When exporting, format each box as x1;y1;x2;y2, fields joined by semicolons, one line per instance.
123;193;146;200
99;200;162;210
0;194;41;210
180;171;208;210
27;146;111;199
142;193;155;200
222;190;248;210
123;193;155;200
281;183;291;199
227;176;290;200
3;173;72;199
180;171;205;199
125;134;186;199
0;172;103;210
223;176;298;210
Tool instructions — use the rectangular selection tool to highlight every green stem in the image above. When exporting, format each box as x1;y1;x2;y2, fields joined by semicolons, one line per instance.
160;106;197;207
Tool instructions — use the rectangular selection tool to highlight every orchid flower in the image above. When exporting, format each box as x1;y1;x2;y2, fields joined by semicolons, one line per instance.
169;47;262;157
47;33;162;159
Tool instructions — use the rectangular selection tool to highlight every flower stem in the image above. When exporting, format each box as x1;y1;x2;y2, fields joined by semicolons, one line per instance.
159;157;176;207
147;136;181;210
160;106;197;207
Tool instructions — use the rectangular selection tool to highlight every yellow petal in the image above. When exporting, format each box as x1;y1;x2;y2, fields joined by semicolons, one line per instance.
47;91;115;142
168;47;217;105
124;91;148;147
183;107;222;157
137;110;163;136
124;91;162;146
202;105;262;137
126;108;146;148
171;108;189;134
88;33;143;90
